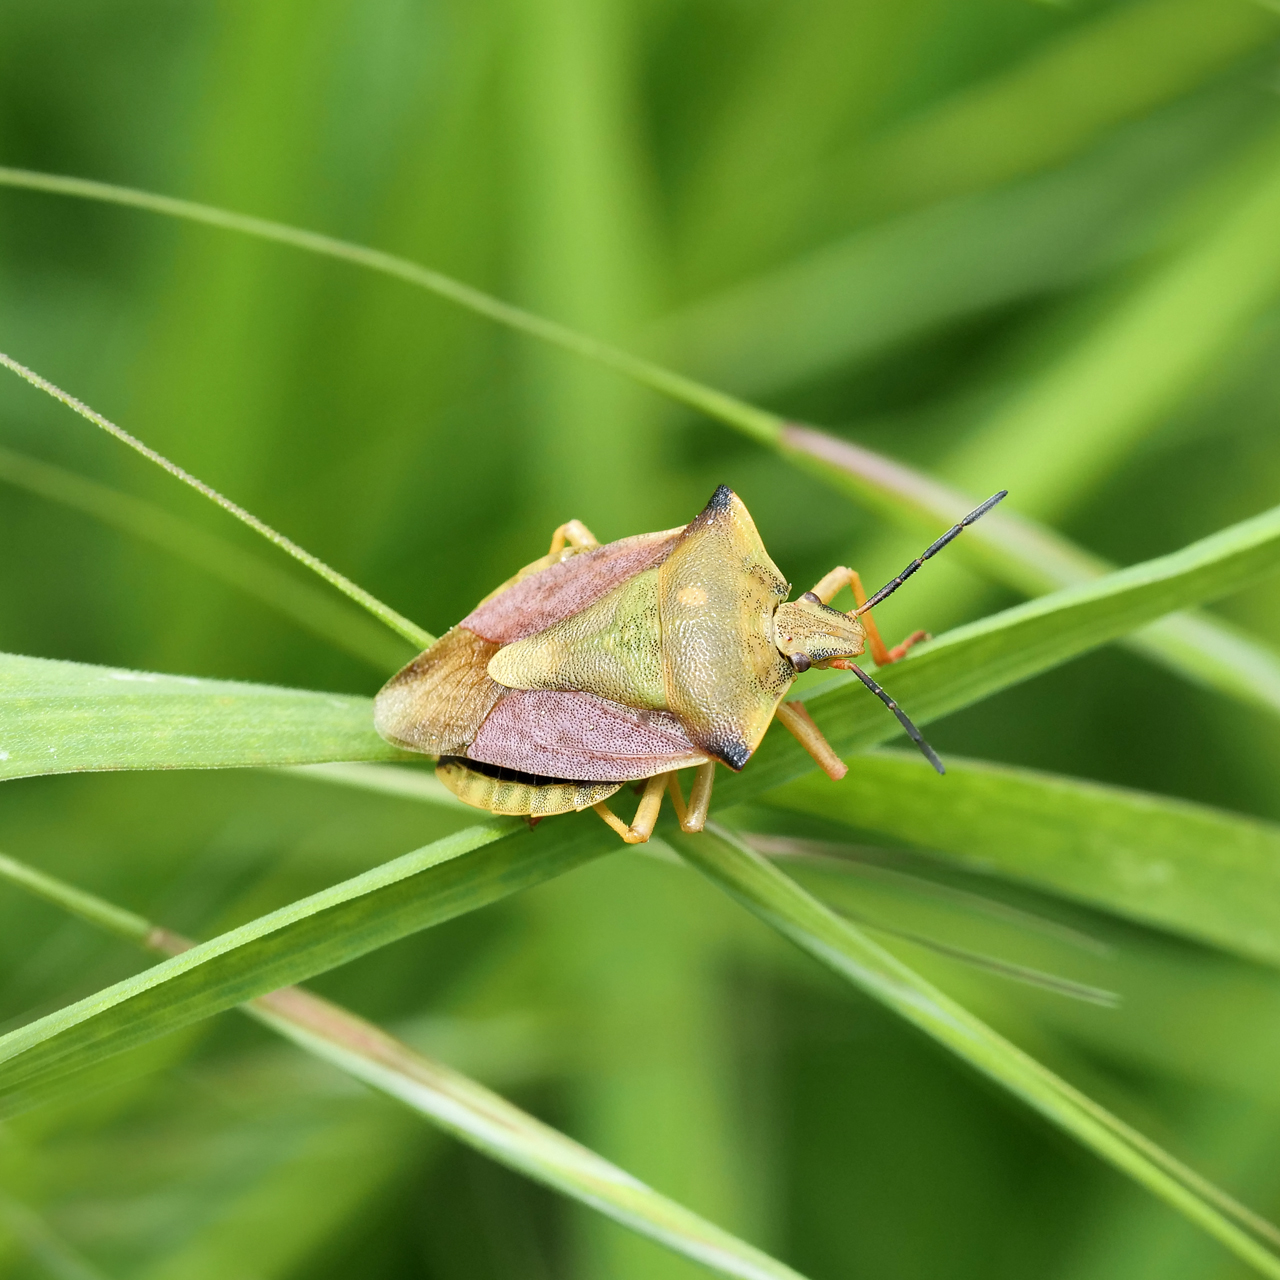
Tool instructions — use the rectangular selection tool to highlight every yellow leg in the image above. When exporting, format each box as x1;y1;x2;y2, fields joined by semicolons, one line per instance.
592;772;669;844
807;566;927;667
548;519;599;557
667;762;716;833
775;700;847;781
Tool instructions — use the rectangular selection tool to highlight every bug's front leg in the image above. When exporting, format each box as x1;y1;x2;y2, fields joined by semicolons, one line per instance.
808;566;927;666
592;772;669;844
548;519;599;557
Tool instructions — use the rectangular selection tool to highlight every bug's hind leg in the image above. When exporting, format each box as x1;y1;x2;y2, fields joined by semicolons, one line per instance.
808;567;927;667
548;519;599;557
666;762;716;833
593;771;668;844
775;701;846;781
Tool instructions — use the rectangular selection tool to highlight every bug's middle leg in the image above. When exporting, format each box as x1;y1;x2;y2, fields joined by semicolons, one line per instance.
666;762;716;833
808;566;927;666
548;519;599;557
592;771;669;844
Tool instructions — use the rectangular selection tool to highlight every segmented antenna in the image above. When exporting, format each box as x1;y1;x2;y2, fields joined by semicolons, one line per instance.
835;660;945;775
854;490;1008;616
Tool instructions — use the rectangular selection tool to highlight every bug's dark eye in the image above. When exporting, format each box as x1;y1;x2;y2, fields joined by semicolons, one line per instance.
801;591;820;603
790;653;811;673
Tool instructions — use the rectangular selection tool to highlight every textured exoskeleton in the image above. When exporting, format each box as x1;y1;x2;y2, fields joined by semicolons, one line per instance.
375;484;1002;842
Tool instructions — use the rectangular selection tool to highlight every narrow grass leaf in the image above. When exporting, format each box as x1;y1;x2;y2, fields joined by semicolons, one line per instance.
673;824;1280;1279
0;444;414;671
0;818;615;1115
0;352;434;651
0;852;805;1280
764;748;1280;969
0;652;407;779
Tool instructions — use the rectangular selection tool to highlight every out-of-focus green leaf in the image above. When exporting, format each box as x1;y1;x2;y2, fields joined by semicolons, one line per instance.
0;445;414;672
672;824;1280;1280
944;129;1280;521
0;852;808;1280
0;652;407;779
763;749;1280;969
658;103;1216;396
853;0;1280;215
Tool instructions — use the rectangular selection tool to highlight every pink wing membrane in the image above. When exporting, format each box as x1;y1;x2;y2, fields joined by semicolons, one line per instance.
463;529;682;644
467;689;708;781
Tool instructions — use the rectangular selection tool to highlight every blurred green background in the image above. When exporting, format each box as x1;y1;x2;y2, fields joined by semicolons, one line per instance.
2;0;1280;1276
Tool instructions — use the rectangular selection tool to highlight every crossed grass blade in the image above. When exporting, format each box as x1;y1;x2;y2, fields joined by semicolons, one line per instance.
671;823;1280;1279
0;851;805;1280
2;174;1277;726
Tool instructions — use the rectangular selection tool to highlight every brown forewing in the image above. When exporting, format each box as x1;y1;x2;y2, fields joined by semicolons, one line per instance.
373;626;504;754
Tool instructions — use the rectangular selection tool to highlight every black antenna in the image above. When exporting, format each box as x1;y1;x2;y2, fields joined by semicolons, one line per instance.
844;662;945;776
854;490;1008;616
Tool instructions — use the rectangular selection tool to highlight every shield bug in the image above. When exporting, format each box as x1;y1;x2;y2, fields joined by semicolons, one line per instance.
374;485;1006;843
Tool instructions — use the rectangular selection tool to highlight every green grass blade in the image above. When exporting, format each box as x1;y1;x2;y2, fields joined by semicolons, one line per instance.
672;824;1280;1279
715;499;1280;806
781;426;1280;718
0;651;406;778
0;818;612;1115
0;444;414;672
763;748;1280;969
0;352;434;652
0;852;804;1280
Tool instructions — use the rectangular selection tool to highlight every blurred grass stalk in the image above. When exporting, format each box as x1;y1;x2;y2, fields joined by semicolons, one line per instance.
0;850;807;1280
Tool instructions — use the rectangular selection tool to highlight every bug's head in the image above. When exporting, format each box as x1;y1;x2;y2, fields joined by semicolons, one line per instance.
773;594;866;673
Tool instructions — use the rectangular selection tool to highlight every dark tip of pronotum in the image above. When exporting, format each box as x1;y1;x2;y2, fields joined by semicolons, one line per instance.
705;484;734;514
705;734;751;771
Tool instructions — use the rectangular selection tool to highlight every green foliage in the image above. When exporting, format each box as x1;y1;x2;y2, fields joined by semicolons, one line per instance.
4;2;1280;1278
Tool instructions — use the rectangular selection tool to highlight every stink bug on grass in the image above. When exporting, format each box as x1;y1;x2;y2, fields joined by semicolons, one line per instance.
374;485;1006;843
